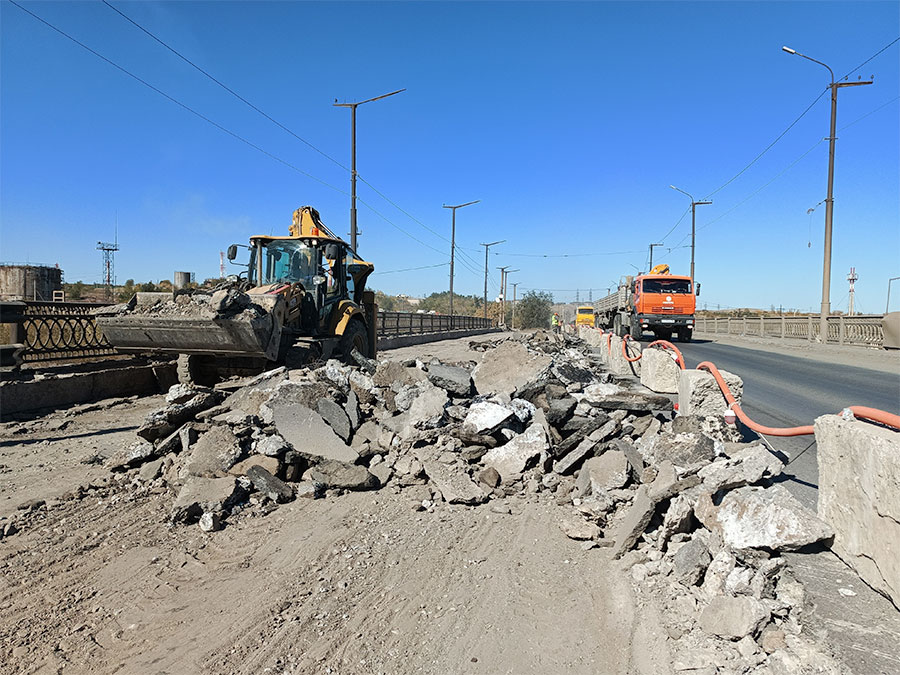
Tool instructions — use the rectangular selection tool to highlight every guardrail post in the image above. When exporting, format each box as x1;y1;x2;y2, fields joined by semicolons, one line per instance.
839;315;845;345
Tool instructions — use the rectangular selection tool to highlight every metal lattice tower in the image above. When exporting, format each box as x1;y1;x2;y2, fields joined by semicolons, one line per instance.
97;240;119;299
847;267;858;315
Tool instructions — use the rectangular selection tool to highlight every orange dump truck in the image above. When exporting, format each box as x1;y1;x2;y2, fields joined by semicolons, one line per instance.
594;265;699;342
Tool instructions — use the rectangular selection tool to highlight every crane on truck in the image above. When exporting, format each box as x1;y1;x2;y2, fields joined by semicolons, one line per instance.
594;267;700;342
96;206;377;384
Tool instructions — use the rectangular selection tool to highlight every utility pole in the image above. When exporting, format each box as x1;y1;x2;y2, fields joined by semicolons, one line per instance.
783;46;872;340
648;243;663;271
442;200;480;325
497;266;509;326
511;282;519;329
670;186;712;285
847;267;858;315
334;88;405;251
480;240;505;319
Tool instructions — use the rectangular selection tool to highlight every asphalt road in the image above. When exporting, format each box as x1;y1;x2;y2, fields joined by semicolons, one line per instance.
675;339;900;508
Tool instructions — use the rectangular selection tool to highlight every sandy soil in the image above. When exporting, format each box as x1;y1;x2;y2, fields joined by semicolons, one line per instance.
0;332;673;674
0;460;670;674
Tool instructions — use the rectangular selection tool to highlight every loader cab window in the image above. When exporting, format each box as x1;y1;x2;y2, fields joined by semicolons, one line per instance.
249;240;318;288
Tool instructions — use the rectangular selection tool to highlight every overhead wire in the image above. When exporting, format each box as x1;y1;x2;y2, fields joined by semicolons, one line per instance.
371;262;449;275
101;0;475;258
10;0;457;265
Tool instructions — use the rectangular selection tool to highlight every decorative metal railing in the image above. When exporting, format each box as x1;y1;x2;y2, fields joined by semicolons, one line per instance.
0;301;116;364
377;311;495;336
1;302;496;365
693;314;884;347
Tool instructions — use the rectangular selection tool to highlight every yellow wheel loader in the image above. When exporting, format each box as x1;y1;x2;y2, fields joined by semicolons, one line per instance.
96;206;377;383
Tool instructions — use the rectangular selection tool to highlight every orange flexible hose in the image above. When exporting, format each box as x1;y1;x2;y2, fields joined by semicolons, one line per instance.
697;361;900;435
621;335;642;362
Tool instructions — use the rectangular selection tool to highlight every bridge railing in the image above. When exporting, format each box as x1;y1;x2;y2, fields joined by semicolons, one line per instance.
1;301;496;365
694;314;884;347
377;311;495;336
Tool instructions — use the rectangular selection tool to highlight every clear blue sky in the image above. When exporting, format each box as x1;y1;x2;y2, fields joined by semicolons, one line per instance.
2;1;898;312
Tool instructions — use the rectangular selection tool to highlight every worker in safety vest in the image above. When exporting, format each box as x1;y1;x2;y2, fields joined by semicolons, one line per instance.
551;312;560;333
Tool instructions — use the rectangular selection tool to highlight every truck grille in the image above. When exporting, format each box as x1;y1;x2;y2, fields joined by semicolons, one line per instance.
651;306;678;313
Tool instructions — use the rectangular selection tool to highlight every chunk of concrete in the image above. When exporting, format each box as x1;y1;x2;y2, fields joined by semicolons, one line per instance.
699;596;770;640
422;460;486;505
585;389;672;413
578;450;630;494
246;465;294;503
695;484;833;551
612;486;655;558
673;536;712;586
552;437;596;475
317;398;352;442
698;444;783;492
309;460;378;491
427;363;473;396
640;347;680;394
171;476;245;523
269;402;357;464
677;368;742;418
464;401;514;434
560;518;601;541
406;381;448;429
228;454;280;477
482;423;549;482
642;431;716;470
182;426;243;478
472;341;552;397
607;335;641;377
816;414;900;605
255;434;288;457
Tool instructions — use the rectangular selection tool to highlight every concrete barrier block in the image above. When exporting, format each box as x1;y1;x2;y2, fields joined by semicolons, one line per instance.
608;336;641;377
640;347;679;393
677;368;742;417
816;414;900;605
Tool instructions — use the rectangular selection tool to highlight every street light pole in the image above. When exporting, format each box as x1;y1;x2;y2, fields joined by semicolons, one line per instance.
443;200;480;323
497;266;509;326
648;243;663;271
481;240;505;319
783;46;872;341
670;186;712;285
334;88;405;251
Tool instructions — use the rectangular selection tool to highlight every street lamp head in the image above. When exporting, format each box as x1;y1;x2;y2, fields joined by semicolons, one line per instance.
782;46;796;54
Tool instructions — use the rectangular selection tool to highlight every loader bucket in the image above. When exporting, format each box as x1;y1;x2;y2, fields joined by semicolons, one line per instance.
97;294;285;361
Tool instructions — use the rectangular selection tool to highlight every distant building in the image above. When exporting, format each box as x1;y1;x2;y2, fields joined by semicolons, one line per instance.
0;264;63;301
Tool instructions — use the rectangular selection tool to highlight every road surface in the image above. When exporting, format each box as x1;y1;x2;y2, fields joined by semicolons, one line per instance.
676;338;900;508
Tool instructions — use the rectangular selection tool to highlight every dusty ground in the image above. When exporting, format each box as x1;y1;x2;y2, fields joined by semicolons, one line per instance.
0;334;675;675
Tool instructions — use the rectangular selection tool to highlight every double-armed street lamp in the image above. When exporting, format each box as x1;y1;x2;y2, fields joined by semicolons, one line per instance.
669;186;712;286
443;200;480;322
334;88;406;251
782;46;872;341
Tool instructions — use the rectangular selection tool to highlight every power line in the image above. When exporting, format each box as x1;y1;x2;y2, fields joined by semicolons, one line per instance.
101;0;349;173
839;95;900;131
8;0;347;194
372;262;449;275
702;36;899;201
486;249;645;258
11;0;455;261
102;0;470;255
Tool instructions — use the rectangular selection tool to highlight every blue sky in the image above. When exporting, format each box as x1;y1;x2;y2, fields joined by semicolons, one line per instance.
2;1;898;312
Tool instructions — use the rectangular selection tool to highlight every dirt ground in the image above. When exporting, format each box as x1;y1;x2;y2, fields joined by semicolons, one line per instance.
0;334;675;675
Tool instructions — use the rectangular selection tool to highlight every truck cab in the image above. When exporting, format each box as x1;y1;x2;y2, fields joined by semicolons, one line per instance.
631;274;697;341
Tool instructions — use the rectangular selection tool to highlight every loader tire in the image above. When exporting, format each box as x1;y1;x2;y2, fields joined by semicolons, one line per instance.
176;354;218;386
338;320;370;363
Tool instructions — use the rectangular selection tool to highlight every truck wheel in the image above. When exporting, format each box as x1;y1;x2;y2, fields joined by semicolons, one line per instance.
677;328;692;343
656;328;672;342
339;320;369;363
630;317;642;339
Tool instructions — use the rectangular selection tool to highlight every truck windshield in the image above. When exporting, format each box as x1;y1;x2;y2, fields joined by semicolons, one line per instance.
249;240;319;287
642;279;692;294
577;307;594;314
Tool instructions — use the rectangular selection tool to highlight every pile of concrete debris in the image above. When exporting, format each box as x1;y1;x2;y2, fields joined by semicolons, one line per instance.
103;328;840;672
92;287;262;320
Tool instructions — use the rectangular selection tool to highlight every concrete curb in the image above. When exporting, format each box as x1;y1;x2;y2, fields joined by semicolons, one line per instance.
378;328;501;351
